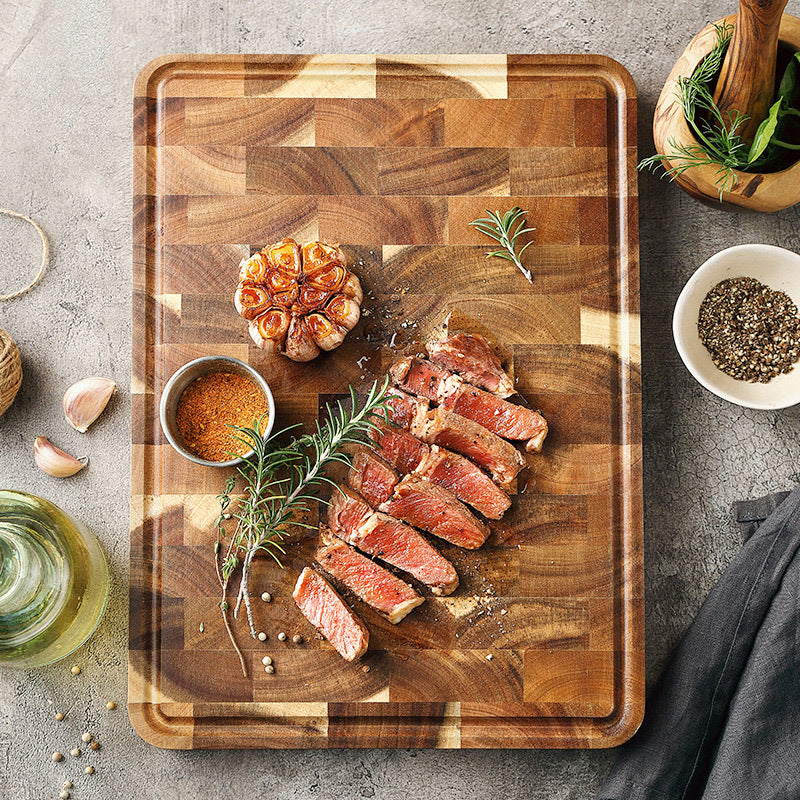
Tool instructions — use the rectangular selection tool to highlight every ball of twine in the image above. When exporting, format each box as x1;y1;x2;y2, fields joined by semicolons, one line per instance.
0;328;22;416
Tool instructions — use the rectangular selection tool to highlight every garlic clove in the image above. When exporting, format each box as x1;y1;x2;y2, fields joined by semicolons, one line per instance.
34;436;88;477
63;377;117;433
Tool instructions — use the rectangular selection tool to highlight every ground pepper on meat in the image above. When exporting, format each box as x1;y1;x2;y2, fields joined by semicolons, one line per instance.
697;277;800;383
176;371;268;461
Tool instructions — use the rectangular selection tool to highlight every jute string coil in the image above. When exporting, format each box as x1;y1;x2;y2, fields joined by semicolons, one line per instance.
0;208;49;300
0;207;47;414
0;328;22;416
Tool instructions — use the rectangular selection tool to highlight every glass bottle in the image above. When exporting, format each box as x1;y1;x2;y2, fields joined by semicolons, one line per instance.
0;490;109;668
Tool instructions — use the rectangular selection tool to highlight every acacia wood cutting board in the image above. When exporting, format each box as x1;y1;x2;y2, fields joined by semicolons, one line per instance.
130;54;642;749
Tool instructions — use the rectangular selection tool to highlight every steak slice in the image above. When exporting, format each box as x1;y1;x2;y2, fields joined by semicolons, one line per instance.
327;488;459;596
370;421;510;519
443;384;548;452
368;417;429;474
420;406;524;484
389;356;460;404
379;474;490;550
427;332;515;398
416;445;511;520
348;447;399;507
380;387;429;430
292;567;369;661
327;485;372;538
316;529;424;624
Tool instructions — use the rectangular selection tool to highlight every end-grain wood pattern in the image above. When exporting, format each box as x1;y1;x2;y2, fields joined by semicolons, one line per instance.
131;54;642;750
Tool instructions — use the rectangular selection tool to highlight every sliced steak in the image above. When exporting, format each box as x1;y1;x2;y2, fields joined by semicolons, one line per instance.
379;474;490;550
442;384;548;452
416;445;511;519
327;487;459;596
327;485;373;538
316;530;424;624
389;356;459;404
370;421;510;520
427;332;514;397
348;447;399;507
419;406;524;484
368;417;429;473
292;567;369;661
380;387;429;430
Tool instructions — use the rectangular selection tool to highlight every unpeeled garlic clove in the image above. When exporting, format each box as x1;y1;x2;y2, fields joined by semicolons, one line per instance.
63;377;117;433
34;436;88;477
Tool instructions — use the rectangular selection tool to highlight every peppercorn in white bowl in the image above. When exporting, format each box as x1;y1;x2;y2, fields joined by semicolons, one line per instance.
674;244;800;410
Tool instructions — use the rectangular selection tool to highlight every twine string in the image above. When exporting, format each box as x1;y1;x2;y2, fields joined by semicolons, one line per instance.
0;208;49;300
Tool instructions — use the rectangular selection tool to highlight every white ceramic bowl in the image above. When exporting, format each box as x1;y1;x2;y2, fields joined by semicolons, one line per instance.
673;244;800;410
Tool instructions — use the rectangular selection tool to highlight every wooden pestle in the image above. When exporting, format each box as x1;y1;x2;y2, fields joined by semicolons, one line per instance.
712;0;790;142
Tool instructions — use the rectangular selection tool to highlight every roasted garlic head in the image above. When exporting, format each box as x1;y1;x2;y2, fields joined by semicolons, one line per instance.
235;239;363;362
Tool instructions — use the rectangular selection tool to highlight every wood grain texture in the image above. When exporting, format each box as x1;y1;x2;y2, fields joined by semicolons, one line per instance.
131;53;641;750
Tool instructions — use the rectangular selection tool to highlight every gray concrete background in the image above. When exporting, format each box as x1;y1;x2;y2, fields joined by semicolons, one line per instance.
1;0;800;797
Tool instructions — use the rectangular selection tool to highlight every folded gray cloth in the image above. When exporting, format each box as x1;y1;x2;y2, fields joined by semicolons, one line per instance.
598;486;800;800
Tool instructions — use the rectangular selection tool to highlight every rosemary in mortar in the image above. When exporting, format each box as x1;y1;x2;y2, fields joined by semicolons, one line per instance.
640;22;800;196
214;377;389;676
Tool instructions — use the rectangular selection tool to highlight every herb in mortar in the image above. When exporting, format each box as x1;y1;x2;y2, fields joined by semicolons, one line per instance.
698;277;800;383
215;377;389;676
640;22;800;195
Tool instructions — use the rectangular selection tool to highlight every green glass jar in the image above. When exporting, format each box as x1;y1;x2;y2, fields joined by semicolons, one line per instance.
0;490;109;668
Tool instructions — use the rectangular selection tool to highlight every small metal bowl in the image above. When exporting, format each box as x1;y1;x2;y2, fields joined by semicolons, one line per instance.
159;355;275;467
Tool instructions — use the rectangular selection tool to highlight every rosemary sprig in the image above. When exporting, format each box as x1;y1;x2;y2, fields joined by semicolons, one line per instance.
469;207;535;283
214;377;390;676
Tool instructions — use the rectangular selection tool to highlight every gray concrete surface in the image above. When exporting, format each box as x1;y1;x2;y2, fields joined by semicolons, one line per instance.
1;0;800;797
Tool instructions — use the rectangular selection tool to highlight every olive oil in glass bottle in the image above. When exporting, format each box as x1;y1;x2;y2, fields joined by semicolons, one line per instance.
0;490;108;668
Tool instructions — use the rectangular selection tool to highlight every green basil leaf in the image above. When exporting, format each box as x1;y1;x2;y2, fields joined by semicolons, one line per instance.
747;99;784;165
778;56;797;104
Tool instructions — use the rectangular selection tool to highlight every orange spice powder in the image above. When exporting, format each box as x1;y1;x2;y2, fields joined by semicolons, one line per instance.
176;371;269;462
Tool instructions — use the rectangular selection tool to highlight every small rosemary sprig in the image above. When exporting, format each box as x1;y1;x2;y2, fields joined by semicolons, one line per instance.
214;377;390;676
469;207;535;283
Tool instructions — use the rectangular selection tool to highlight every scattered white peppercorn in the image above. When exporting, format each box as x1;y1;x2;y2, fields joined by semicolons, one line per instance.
222;512;232;520
257;631;267;641
81;732;92;743
55;712;64;721
85;766;94;775
52;752;63;762
70;666;81;675
260;592;272;602
292;634;302;644
90;741;100;751
70;748;81;758
60;791;70;800
277;631;286;641
63;782;73;790
264;665;275;674
106;701;116;710
261;656;273;666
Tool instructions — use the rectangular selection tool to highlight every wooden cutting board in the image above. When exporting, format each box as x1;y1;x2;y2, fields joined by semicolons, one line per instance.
131;54;642;749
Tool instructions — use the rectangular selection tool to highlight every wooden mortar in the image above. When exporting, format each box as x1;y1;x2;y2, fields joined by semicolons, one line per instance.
653;13;800;212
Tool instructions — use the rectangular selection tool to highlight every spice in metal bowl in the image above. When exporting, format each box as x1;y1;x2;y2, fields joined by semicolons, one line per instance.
698;277;800;383
176;371;269;461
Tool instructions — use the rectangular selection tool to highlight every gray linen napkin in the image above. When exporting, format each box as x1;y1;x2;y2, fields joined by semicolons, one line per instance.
597;486;800;800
